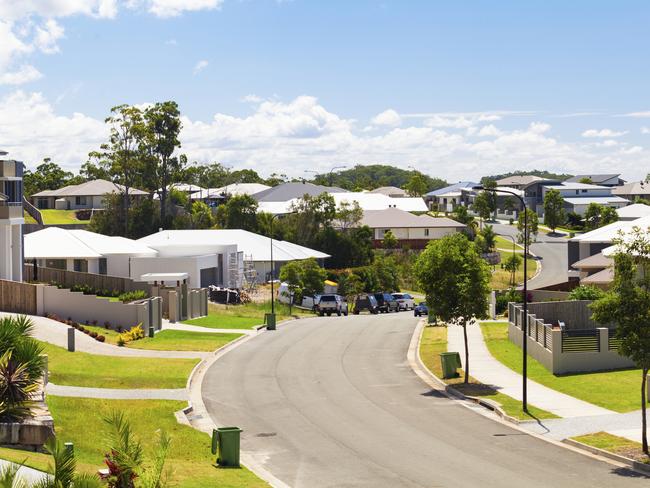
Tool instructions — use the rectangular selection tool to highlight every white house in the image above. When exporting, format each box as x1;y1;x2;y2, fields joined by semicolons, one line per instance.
138;229;330;284
31;179;148;210
358;207;465;249
24;227;157;275
0;154;24;281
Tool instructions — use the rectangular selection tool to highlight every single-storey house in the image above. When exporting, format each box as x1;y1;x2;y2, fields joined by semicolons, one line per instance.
138;229;330;284
369;186;408;198
358;207;465;249
31;179;148;210
616;203;650;221
612;180;650;202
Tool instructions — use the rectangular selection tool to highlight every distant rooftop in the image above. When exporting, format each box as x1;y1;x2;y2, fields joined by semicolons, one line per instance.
425;181;477;197
612;181;650;197
32;179;148;198
565;174;622;184
495;175;544;186
359;207;464;229
252;182;346;202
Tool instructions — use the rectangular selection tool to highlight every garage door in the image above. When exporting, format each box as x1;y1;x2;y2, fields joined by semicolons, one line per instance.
200;267;218;288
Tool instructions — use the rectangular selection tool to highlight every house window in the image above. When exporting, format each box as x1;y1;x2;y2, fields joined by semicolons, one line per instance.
581;189;587;193
424;229;430;237
379;229;388;237
75;196;87;206
73;259;88;273
575;190;579;195
98;258;107;275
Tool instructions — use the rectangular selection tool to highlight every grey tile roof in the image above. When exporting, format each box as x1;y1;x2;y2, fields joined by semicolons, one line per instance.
252;182;346;202
360;207;465;228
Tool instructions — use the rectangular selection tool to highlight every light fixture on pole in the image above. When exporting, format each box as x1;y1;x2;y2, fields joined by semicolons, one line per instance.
474;185;529;413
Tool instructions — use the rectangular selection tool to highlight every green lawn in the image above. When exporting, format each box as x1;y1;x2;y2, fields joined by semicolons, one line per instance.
494;235;523;250
82;325;242;352
27;209;90;225
480;322;641;412
490;250;537;290
572;432;649;464
133;330;242;352
41;341;198;389
184;300;310;330
419;325;556;420
0;397;267;488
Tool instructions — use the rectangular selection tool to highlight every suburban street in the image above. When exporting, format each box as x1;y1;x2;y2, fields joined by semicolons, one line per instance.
492;222;569;289
202;313;646;488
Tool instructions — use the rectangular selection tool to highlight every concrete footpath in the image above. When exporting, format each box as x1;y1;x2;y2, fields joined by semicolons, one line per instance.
1;312;208;359
46;382;188;400
447;321;613;417
446;321;650;445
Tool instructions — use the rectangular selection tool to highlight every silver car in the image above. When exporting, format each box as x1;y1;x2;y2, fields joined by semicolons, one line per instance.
392;293;415;311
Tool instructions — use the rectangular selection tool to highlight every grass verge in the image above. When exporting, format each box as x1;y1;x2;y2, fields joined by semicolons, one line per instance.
0;397;267;488
41;341;198;389
490;250;538;290
184;301;310;330
82;325;242;352
419;325;556;420
480;322;641;412
572;432;649;464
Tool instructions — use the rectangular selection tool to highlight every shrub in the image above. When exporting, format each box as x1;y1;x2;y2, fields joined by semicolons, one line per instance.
116;325;123;333
90;332;98;338
118;324;145;344
96;335;105;343
104;321;111;328
568;285;605;301
117;337;126;347
92;320;97;326
118;290;148;303
495;288;523;315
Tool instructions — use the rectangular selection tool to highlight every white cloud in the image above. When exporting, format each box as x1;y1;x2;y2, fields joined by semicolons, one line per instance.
619;111;650;118
144;0;223;17
370;109;401;127
582;128;628;138
2;91;648;182
165;38;177;45
476;124;502;137
193;59;208;75
0;65;43;85
596;139;618;147
34;19;65;54
641;127;650;134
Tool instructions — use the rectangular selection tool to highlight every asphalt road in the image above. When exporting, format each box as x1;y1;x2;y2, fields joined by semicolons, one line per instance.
202;314;646;488
492;222;568;289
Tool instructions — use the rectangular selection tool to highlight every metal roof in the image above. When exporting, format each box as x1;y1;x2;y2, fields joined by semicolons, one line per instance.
252;182;346;202
425;181;477;197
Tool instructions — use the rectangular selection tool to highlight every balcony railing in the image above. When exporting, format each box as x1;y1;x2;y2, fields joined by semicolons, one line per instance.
0;201;23;219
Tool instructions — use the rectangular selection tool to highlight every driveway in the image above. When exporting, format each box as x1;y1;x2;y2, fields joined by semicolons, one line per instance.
492;222;568;289
202;314;645;488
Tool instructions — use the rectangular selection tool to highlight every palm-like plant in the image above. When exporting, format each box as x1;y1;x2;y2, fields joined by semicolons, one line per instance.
33;437;102;488
0;316;46;423
102;412;171;488
0;351;38;422
0;462;29;488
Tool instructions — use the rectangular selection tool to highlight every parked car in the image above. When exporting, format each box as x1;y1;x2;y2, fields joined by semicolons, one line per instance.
392;292;415;311
353;294;379;314
413;302;429;317
314;294;348;316
373;292;399;313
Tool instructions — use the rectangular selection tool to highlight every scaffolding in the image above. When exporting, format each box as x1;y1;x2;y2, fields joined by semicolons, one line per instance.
242;254;257;292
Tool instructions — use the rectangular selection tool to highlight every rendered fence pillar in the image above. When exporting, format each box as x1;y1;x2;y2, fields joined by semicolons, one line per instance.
597;328;608;354
168;290;178;323
67;327;75;352
489;291;496;319
551;328;562;374
180;283;188;321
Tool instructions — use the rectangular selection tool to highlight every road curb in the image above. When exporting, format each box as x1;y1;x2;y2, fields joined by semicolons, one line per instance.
563;438;650;476
407;319;647;476
181;318;295;488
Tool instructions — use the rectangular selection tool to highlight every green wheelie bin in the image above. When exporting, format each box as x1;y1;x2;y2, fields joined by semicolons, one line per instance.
439;352;461;379
212;427;242;467
265;313;276;330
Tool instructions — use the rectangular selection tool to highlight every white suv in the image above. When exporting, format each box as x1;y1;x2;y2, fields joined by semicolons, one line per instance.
392;293;415;311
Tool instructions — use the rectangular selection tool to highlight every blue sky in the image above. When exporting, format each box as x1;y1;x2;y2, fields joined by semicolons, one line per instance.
1;0;650;181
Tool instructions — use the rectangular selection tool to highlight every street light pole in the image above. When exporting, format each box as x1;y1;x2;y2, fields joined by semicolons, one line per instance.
328;165;346;186
474;185;529;413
